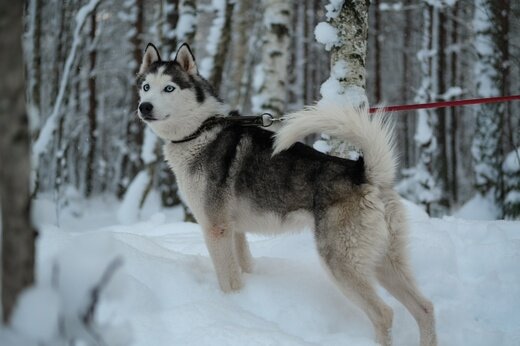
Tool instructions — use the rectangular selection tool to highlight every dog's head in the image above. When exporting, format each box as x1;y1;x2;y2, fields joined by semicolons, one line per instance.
137;43;223;141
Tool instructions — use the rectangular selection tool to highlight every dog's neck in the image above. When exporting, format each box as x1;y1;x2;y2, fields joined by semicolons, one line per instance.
163;102;229;163
170;116;227;144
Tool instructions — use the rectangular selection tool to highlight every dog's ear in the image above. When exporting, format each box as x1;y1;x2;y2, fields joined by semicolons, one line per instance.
174;43;198;75
139;43;161;74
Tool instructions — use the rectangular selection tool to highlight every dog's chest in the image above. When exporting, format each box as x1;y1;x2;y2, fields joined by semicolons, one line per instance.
163;143;208;222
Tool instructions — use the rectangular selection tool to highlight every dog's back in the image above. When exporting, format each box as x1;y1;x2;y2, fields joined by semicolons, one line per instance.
195;124;367;216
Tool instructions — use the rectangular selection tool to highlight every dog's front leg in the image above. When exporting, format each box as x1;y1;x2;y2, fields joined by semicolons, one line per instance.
203;225;243;292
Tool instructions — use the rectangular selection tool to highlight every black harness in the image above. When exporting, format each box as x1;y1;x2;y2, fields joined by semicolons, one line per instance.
170;112;279;144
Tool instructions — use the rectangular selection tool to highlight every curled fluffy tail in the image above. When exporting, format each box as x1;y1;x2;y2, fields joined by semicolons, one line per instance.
273;104;397;187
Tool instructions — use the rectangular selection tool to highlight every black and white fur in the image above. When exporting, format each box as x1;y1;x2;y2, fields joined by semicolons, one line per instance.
137;43;437;346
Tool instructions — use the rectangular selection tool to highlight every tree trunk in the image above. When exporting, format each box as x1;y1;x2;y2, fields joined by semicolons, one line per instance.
228;0;253;109
252;0;292;117
52;1;66;103
86;9;97;197
330;0;369;92
321;0;370;158
373;0;382;104
401;0;413;168
176;0;197;47
449;2;459;205
471;0;509;217
437;7;449;209
25;0;42;140
201;0;235;92
0;1;35;322
164;0;180;57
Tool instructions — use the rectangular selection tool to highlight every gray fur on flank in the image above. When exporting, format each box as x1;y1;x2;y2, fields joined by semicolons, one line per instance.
137;42;438;346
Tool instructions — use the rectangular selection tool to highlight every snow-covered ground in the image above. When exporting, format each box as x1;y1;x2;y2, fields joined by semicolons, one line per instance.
4;195;520;345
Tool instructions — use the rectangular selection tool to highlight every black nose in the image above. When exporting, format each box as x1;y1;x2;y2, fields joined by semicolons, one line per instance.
139;102;153;116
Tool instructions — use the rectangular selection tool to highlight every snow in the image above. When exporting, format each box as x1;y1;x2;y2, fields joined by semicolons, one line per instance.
2;195;520;345
505;191;520;204
324;0;344;20
314;22;339;51
438;86;463;100
414;110;435;145
503;148;520;173
10;286;60;342
317;60;368;107
251;64;266;113
141;128;157;164
379;2;403;11
455;192;500;220
117;171;151;224
313;139;331;154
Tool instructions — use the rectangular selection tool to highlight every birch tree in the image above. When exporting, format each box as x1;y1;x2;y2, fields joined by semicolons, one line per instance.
177;0;197;48
200;0;235;92
0;1;35;321
314;0;370;157
252;0;292;117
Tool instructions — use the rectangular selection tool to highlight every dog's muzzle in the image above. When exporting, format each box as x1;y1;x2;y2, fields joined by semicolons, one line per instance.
139;102;155;120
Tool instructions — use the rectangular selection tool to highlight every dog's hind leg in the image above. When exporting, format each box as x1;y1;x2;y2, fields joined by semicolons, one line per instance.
234;232;253;273
203;224;243;292
316;199;393;346
376;191;437;346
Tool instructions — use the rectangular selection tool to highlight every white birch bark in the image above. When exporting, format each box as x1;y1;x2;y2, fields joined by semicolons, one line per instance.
176;0;197;51
200;0;234;92
315;0;370;158
252;0;292;117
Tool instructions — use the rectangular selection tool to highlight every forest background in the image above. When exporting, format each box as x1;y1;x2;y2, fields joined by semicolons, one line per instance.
23;0;520;219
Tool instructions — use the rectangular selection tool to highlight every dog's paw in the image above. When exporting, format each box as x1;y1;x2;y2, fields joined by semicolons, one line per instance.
219;274;243;293
239;255;254;274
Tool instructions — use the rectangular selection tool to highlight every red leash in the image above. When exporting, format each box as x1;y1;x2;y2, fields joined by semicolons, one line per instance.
368;94;520;114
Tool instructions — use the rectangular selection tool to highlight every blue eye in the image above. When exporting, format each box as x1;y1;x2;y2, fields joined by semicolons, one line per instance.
143;83;150;91
164;85;175;92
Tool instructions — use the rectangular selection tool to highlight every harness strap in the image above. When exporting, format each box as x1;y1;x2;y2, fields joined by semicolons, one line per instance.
170;112;278;144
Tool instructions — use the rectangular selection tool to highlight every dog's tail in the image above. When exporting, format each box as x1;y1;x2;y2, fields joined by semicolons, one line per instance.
273;103;396;188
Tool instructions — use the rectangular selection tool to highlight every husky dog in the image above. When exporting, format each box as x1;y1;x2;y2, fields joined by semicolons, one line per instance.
137;42;437;346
